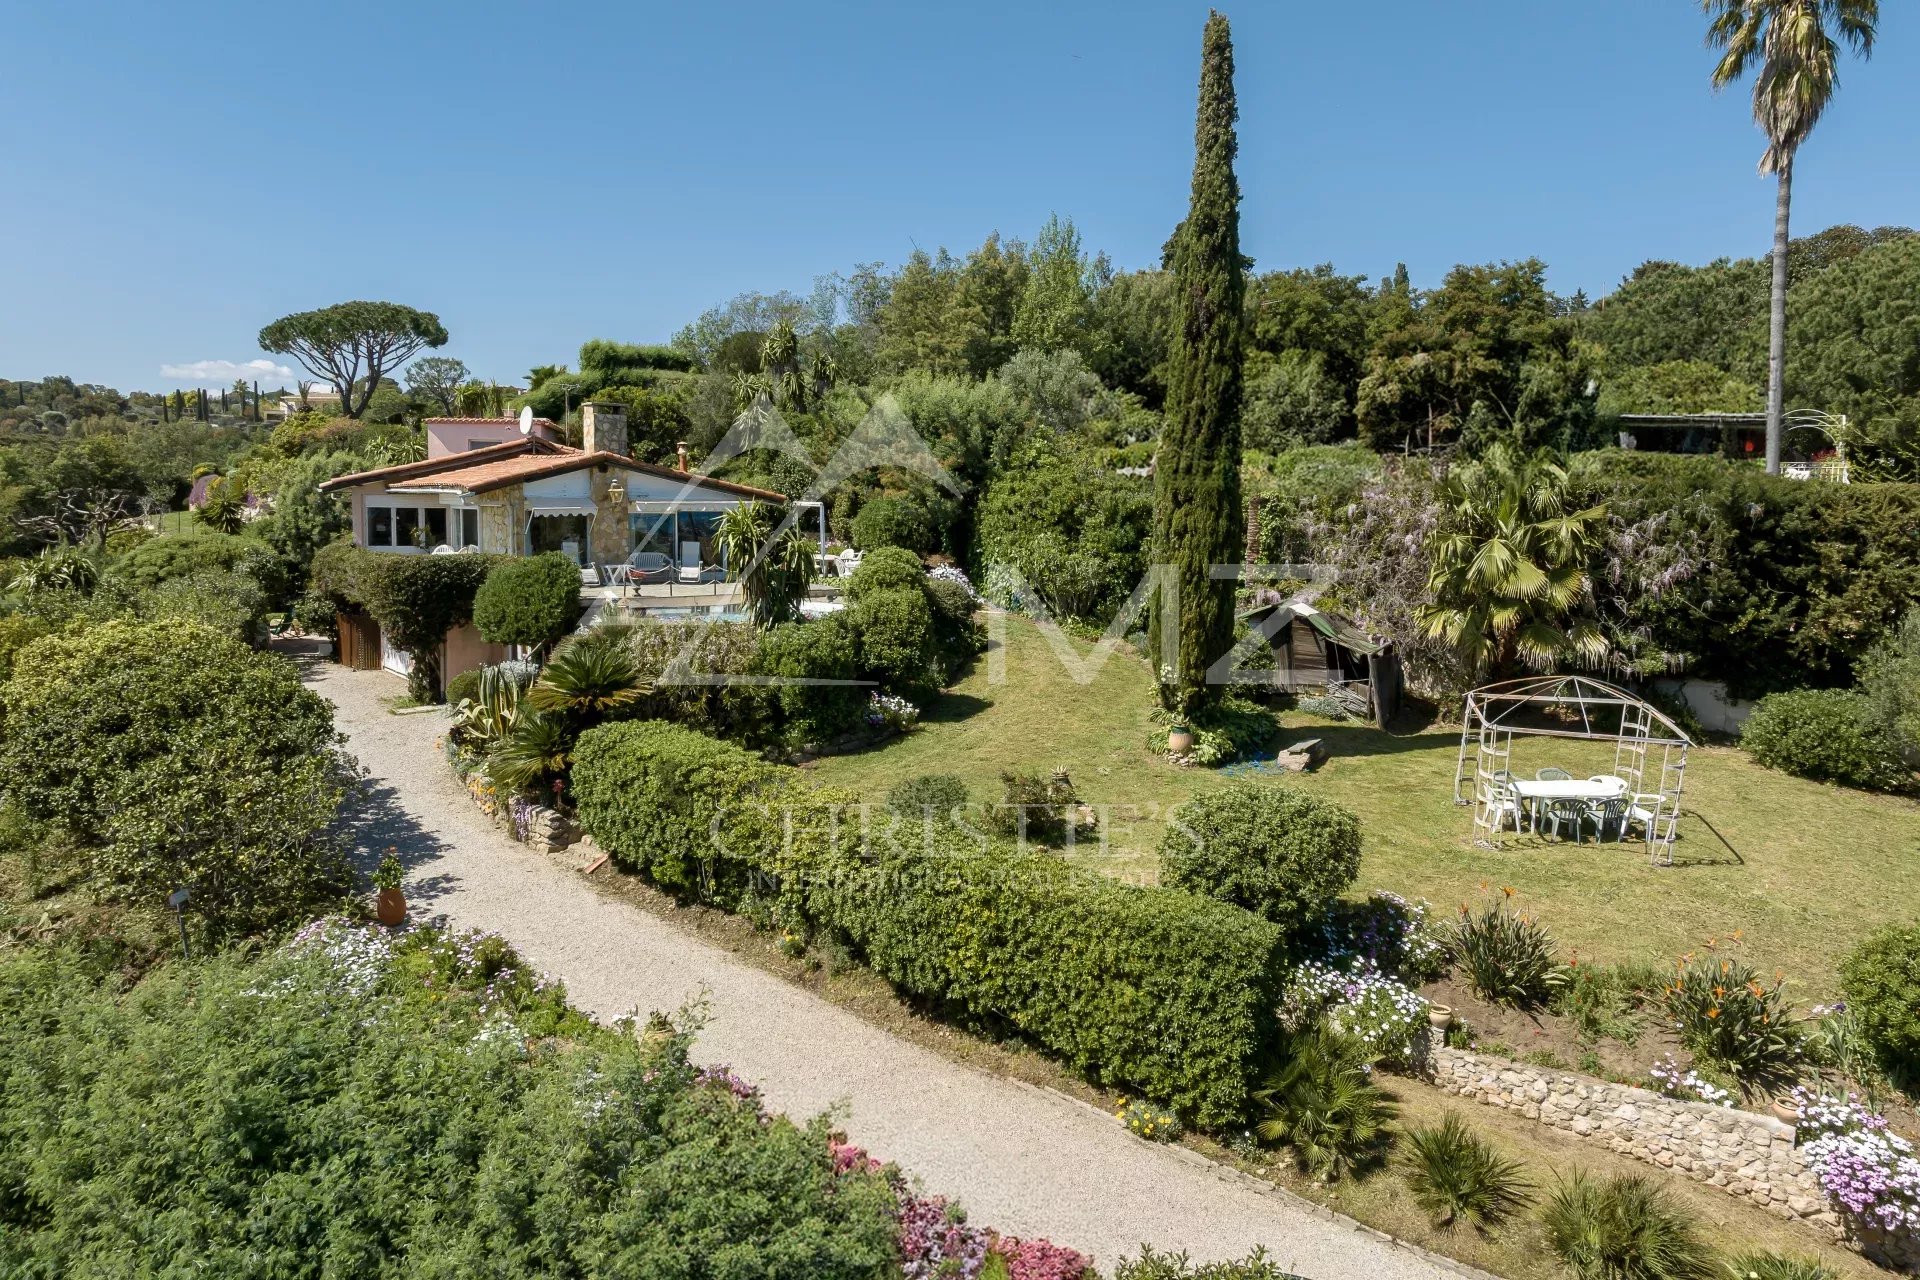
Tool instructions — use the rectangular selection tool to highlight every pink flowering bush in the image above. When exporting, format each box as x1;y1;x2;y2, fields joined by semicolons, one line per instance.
828;1139;1092;1279
995;1236;1095;1279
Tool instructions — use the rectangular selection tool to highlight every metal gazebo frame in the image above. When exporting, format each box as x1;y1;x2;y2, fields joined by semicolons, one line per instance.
1453;675;1693;865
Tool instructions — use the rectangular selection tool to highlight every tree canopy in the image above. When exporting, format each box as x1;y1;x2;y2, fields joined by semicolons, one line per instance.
258;301;449;418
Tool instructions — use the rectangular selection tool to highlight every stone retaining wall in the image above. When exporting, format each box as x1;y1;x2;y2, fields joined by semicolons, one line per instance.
1427;1046;1834;1232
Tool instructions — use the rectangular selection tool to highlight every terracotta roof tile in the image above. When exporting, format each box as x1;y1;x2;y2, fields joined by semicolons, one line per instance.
317;437;576;492
387;450;790;502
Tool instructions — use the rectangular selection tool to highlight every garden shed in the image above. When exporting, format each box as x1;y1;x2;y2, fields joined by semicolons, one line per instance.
1240;601;1402;726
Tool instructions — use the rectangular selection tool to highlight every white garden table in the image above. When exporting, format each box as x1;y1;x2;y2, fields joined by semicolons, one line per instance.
1507;776;1627;836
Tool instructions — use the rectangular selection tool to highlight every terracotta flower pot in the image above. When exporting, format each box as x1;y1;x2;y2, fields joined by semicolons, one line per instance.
1167;728;1195;755
1770;1095;1800;1126
1428;1004;1454;1031
375;887;407;926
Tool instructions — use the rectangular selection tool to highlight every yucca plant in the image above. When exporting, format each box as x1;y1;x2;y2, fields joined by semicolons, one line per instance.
1253;1026;1397;1182
1723;1254;1836;1280
714;500;814;629
1402;1113;1533;1230
524;636;648;726
1451;894;1570;1009
1541;1173;1715;1280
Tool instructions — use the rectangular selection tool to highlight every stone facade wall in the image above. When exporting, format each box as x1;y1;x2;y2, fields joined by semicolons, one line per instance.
1428;1047;1835;1234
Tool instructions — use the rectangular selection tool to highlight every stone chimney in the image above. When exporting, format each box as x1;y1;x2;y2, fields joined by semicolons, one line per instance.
675;441;689;473
581;401;628;457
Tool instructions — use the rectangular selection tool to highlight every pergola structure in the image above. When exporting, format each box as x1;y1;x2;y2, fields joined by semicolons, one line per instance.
1453;675;1692;864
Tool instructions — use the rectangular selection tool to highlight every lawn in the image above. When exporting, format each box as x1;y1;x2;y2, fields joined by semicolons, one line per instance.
806;613;1920;997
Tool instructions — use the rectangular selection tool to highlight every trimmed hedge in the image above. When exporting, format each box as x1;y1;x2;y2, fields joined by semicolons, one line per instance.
571;720;1286;1125
850;587;939;706
756;614;864;745
1740;687;1912;793
473;552;583;650
310;543;503;700
843;546;924;603
850;496;935;554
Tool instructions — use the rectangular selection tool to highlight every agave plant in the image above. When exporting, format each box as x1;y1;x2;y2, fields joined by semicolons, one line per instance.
1253;1026;1397;1182
9;544;102;595
524;635;648;724
450;662;533;751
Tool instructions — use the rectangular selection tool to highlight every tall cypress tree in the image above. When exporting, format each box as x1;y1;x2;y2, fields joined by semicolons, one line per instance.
1150;9;1245;718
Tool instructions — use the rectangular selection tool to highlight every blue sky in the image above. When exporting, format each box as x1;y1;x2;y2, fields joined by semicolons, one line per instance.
2;0;1914;394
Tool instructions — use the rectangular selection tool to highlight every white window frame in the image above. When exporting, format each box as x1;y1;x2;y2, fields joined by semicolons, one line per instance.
364;498;452;553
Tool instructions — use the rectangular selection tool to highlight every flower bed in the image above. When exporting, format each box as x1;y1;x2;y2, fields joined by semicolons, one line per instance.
1795;1089;1920;1268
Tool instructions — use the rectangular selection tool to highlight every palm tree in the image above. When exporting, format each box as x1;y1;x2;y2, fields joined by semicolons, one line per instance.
524;635;648;724
714;501;815;629
1417;445;1609;676
1703;0;1878;475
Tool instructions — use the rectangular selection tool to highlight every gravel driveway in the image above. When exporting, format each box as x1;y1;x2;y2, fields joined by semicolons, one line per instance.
300;647;1464;1280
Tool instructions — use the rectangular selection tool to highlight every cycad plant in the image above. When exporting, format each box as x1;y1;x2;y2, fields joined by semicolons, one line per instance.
1253;1026;1397;1182
1541;1173;1715;1280
485;713;573;794
524;635;647;726
714;501;815;629
1417;444;1608;677
1403;1113;1533;1230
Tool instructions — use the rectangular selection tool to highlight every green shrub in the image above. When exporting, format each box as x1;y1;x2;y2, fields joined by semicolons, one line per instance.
850;587;939;704
1450;897;1569;1009
0;923;899;1276
445;669;481;706
886;773;969;821
1663;952;1802;1086
107;531;280;594
755;615;863;745
1858;606;1920;769
1402;1113;1533;1230
1113;1249;1302;1280
569;721;1287;1124
1541;1173;1715;1280
974;440;1154;624
0;620;350;935
473;552;583;651
0;613;51;681
134;567;270;644
310;543;502;700
1253;1026;1396;1181
850;495;935;553
1722;1254;1838;1280
1838;922;1920;1083
1741;687;1912;793
986;769;1077;845
1159;783;1361;940
925;576;986;677
628;618;768;741
844;544;925;602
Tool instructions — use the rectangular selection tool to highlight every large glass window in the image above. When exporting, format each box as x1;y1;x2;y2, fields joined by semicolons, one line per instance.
528;513;591;566
629;511;676;559
395;507;422;549
456;509;480;549
369;505;393;547
423;507;448;547
676;511;724;572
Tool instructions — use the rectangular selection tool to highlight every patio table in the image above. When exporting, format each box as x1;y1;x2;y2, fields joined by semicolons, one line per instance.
1507;776;1627;837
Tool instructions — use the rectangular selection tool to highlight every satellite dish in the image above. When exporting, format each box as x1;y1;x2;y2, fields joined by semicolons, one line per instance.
518;405;534;435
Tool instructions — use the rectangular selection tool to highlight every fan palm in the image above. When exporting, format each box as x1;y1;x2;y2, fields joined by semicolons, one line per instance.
1417;444;1609;676
1703;0;1878;475
714;501;815;629
484;713;573;793
1252;1026;1397;1182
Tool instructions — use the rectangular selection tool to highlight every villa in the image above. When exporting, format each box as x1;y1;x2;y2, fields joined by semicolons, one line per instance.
319;402;794;576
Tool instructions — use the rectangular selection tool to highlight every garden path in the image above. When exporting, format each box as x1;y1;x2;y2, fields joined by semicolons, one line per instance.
301;649;1462;1280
